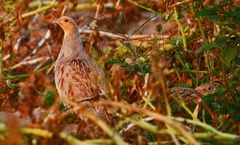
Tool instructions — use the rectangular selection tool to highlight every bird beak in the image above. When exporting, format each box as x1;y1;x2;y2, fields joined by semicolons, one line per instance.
53;19;58;25
53;17;62;26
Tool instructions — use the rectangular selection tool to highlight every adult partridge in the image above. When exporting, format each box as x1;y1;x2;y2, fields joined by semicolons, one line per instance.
54;16;109;119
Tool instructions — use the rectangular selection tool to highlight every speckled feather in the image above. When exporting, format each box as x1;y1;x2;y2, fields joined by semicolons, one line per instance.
169;83;216;102
54;16;109;119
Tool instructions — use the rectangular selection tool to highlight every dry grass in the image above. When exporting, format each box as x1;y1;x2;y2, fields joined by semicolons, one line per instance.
0;0;240;145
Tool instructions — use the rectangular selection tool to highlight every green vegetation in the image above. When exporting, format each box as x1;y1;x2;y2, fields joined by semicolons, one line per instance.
0;0;239;144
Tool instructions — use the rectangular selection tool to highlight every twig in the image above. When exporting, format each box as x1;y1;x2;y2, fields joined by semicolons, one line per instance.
130;14;158;37
46;62;55;75
10;56;50;69
13;37;22;54
79;29;169;40
143;73;149;89
33;29;51;55
86;3;101;54
3;54;10;61
38;30;51;47
34;57;50;71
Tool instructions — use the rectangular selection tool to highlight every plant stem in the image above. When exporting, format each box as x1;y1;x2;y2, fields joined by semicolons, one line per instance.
189;2;206;39
174;7;187;50
174;117;239;140
60;132;113;145
127;0;162;16
28;0;57;8
84;112;129;145
21;4;55;18
197;18;206;39
0;47;2;79
20;128;53;138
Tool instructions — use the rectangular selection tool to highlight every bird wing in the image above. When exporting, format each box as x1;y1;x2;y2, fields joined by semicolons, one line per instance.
169;87;203;102
56;58;101;103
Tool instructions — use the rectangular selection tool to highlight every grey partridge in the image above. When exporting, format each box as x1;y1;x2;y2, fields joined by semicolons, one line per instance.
121;83;216;133
169;83;216;103
54;16;109;119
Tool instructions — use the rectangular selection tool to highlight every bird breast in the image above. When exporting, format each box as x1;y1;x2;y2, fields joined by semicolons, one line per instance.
55;58;101;102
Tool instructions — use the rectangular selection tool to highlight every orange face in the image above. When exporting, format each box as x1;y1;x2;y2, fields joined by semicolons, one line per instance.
195;83;216;96
55;16;78;34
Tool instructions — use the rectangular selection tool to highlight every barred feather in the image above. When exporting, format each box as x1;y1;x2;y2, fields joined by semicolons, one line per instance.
54;16;109;120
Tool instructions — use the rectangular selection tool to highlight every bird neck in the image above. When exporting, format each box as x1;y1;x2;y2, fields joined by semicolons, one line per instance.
58;31;84;60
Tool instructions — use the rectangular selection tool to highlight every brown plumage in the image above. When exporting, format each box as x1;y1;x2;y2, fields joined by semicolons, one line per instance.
54;16;109;119
169;83;216;103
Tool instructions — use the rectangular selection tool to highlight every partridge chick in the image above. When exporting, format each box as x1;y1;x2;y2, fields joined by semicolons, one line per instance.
54;16;109;119
169;83;216;102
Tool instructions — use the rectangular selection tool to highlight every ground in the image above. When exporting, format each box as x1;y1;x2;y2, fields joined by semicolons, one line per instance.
0;0;240;145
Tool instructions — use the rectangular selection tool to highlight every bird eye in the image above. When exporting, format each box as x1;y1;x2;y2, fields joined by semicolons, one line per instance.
208;86;212;91
64;19;69;22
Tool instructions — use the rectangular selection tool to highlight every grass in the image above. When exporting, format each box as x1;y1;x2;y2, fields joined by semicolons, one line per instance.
0;0;240;144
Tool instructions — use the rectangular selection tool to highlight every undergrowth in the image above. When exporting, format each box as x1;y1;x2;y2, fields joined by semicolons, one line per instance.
0;0;240;145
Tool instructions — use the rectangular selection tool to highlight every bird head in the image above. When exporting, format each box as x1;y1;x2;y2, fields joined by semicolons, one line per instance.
54;16;78;34
195;83;216;96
